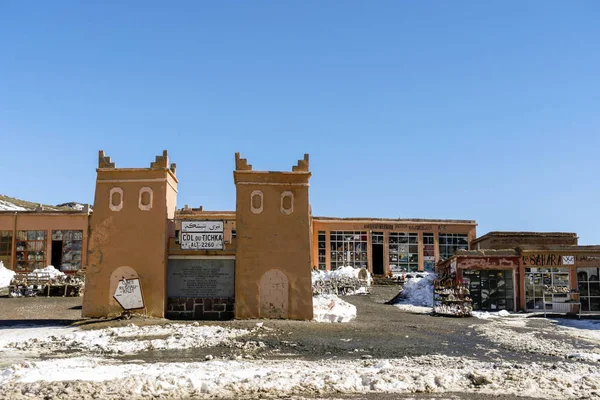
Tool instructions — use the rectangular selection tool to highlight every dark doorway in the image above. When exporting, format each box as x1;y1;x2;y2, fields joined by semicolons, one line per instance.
371;232;384;275
51;240;62;268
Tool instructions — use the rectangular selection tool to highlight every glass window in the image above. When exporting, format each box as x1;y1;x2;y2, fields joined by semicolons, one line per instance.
329;231;367;270
438;233;469;261
0;231;13;268
389;233;418;273
15;230;47;272
317;231;326;270
525;267;571;310
577;267;600;312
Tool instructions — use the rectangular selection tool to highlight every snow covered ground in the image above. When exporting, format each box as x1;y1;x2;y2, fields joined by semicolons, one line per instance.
1;309;600;398
471;313;600;361
1;353;599;399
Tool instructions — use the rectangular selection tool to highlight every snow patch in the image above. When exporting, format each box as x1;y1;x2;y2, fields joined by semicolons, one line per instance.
555;319;600;344
0;200;28;211
313;295;357;323
30;265;65;279
472;310;511;319
1;323;250;355
393;304;432;314
0;261;15;288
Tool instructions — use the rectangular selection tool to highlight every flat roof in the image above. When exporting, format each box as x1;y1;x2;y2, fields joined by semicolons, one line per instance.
455;249;520;257
313;216;476;224
472;231;578;244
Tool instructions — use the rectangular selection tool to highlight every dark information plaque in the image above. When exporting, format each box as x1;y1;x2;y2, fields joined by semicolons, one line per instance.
167;259;235;298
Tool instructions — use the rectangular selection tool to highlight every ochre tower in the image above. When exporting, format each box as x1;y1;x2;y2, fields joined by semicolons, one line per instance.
233;153;313;320
82;150;178;318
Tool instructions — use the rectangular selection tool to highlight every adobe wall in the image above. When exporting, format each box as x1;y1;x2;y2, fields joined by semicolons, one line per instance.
234;153;313;320
82;150;177;318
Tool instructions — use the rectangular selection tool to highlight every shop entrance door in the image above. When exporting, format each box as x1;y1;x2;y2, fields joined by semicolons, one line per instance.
371;232;384;275
463;270;514;311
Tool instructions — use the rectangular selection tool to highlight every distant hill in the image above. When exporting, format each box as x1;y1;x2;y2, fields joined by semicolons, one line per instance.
0;194;92;212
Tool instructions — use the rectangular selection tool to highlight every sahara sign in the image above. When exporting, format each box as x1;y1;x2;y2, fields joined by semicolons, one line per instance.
113;278;144;310
181;220;224;250
521;253;575;267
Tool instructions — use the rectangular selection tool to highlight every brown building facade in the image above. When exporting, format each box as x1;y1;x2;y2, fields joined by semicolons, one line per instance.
5;150;480;321
0;208;90;274
312;218;477;276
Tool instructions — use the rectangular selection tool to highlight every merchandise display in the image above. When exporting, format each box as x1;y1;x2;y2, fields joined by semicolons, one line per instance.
433;278;472;317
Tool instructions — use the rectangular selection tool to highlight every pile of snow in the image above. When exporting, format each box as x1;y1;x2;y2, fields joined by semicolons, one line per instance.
472;310;511;319
1;355;600;399
29;265;64;278
313;294;357;323
0;200;28;211
1;323;250;355
392;272;435;310
0;261;15;288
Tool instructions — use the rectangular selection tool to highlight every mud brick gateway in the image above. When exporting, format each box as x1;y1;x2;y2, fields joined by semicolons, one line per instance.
2;150;600;318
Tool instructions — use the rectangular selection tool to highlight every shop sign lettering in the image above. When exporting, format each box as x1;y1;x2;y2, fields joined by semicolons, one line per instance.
182;221;224;233
363;224;435;231
522;254;575;266
575;255;600;266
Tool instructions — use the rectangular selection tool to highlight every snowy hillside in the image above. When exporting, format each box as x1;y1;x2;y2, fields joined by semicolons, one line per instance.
0;195;91;212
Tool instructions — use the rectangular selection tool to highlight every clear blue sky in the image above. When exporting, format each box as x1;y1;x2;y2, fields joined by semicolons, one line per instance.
1;2;599;243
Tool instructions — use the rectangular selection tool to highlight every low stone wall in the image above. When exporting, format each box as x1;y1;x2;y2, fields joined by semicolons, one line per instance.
166;297;234;320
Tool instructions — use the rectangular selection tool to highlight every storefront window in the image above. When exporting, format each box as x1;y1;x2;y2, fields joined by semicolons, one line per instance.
463;270;514;311
317;231;326;270
423;233;435;271
389;233;418;273
51;230;83;272
525;267;570;310
439;233;468;261
577;267;600;312
329;231;367;270
0;231;12;268
15;230;47;272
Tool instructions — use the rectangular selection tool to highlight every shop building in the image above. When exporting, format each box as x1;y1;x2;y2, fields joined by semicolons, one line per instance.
0;203;90;274
438;232;600;313
311;218;476;275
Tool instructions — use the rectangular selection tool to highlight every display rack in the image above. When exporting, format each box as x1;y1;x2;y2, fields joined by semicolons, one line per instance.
542;286;581;319
433;279;473;317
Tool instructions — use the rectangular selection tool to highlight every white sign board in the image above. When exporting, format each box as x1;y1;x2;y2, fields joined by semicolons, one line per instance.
181;232;224;250
562;256;575;265
181;220;224;250
113;278;144;310
182;221;224;233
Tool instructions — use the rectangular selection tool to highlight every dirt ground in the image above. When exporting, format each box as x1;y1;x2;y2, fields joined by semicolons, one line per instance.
0;287;595;400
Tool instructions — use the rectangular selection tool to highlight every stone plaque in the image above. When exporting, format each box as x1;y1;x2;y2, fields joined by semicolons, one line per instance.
167;258;235;298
